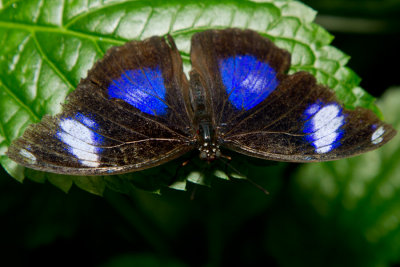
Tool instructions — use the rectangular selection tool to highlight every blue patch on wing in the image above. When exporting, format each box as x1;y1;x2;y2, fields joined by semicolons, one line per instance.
218;55;279;110
302;101;346;154
108;66;168;116
56;113;104;167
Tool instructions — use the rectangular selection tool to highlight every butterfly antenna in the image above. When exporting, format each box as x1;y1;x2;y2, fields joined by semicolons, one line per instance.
219;155;270;195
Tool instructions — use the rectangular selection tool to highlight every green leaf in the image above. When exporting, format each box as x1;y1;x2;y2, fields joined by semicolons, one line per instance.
265;87;400;266
0;0;383;195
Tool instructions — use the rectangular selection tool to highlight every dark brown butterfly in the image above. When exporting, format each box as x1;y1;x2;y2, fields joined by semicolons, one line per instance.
7;28;396;175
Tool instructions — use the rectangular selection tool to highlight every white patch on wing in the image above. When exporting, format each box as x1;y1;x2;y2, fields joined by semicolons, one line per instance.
312;104;341;131
314;132;341;149
316;145;332;154
78;115;97;129
60;119;97;145
371;126;385;145
19;148;36;164
57;118;102;167
304;103;320;116
304;103;346;154
312;116;345;141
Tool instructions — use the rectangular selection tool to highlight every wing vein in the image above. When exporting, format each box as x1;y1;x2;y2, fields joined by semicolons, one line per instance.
224;79;315;137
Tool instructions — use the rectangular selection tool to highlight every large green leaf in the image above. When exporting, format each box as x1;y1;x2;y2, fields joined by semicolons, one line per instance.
0;0;382;195
265;87;400;267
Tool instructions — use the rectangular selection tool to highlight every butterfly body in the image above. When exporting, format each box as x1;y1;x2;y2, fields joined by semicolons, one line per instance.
188;70;221;161
7;28;396;176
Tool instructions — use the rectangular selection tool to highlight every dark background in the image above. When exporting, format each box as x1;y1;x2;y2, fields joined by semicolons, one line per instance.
1;1;400;266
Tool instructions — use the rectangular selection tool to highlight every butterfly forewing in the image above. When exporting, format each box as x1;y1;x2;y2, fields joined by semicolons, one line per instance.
7;36;195;175
190;29;396;162
190;29;291;127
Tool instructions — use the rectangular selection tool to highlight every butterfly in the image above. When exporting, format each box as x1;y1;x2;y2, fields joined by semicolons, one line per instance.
7;28;396;176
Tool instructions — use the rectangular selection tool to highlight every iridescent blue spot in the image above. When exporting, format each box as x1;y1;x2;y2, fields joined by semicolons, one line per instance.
56;113;104;167
302;102;346;154
108;66;168;116
218;55;279;110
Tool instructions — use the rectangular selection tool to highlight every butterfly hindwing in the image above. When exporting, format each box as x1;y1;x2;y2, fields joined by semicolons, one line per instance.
190;29;396;162
7;36;194;175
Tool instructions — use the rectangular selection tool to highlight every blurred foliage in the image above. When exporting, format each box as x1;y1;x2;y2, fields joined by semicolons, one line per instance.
0;0;399;267
266;87;400;267
303;0;400;18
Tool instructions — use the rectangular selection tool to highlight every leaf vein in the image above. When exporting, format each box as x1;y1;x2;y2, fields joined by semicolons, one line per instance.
168;4;182;33
138;7;154;39
0;77;40;122
31;32;75;90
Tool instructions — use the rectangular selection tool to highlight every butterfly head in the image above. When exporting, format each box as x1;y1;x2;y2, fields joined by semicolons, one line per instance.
198;122;221;162
199;141;221;162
